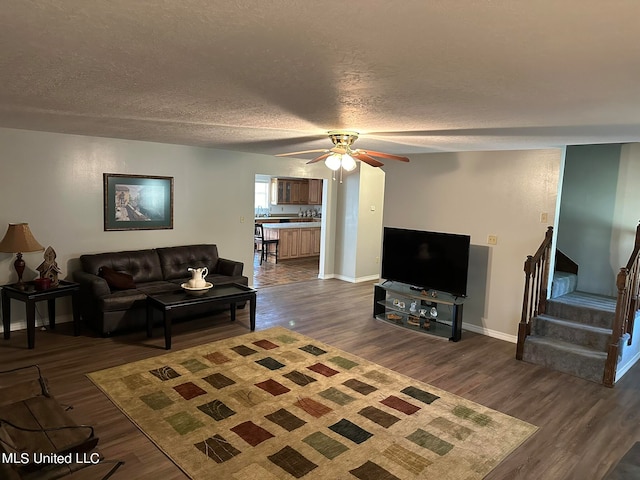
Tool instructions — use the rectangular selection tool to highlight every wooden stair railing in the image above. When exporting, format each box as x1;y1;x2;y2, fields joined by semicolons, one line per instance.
516;226;553;360
603;222;640;387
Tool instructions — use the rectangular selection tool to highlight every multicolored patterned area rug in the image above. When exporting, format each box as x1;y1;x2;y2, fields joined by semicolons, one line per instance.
88;327;537;479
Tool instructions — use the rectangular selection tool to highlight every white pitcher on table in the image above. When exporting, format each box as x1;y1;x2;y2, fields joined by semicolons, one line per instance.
187;267;208;288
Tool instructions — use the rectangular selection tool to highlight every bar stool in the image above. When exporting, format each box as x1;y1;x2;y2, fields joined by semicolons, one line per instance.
254;223;278;265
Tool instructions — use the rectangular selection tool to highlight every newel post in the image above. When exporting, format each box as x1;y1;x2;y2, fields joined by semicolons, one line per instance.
517;255;534;360
603;268;629;387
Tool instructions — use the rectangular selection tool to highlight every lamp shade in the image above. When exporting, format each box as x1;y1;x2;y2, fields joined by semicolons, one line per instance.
341;154;357;171
0;223;44;253
325;154;342;171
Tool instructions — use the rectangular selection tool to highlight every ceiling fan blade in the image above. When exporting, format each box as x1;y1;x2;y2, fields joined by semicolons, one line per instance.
360;150;410;162
307;153;330;164
275;149;329;157
352;152;385;168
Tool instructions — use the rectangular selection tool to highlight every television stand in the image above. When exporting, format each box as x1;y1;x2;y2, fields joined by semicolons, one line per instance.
373;282;465;341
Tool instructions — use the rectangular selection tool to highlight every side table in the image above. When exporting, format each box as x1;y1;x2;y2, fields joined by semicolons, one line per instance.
1;280;81;349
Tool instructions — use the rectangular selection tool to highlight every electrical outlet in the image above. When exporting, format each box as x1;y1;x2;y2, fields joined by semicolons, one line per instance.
488;235;498;245
375;256;379;264
240;216;245;223
540;212;548;223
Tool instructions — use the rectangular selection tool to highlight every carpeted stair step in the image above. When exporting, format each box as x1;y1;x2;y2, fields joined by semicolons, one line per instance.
531;314;612;352
546;291;616;329
522;335;607;383
551;271;578;298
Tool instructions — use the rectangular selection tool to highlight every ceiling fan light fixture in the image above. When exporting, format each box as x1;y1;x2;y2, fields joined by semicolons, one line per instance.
278;130;409;177
325;153;342;171
341;154;357;171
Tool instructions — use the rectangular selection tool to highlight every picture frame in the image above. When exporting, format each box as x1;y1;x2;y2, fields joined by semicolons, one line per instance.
103;173;174;231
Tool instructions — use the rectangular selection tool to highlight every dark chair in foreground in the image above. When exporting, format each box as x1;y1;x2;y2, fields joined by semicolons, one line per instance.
0;365;124;480
254;223;278;265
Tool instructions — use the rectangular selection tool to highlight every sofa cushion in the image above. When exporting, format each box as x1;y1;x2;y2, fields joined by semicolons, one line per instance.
206;273;247;286
81;249;163;283
157;245;220;281
98;281;179;312
99;266;136;290
99;290;148;313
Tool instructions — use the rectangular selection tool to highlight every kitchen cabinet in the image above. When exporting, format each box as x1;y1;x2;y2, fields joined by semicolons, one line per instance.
271;178;285;204
311;227;321;254
262;223;321;259
308;179;322;205
291;181;301;204
270;178;322;205
278;229;300;259
272;178;305;205
300;181;309;203
299;227;321;256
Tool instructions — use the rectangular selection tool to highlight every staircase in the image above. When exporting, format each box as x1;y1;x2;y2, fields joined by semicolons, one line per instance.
517;223;640;387
522;290;615;383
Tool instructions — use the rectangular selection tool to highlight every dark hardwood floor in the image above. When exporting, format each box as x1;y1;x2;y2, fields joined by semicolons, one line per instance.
1;279;639;479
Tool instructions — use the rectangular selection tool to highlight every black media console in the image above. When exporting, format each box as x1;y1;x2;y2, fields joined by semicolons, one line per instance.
373;281;465;342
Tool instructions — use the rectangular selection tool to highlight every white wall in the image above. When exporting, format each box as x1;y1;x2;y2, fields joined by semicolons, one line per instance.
333;163;385;282
612;144;640;274
355;164;385;281
382;148;563;340
0;127;335;330
610;144;640;381
334;170;359;280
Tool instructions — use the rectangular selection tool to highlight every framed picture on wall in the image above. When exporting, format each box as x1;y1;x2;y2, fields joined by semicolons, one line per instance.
103;173;174;231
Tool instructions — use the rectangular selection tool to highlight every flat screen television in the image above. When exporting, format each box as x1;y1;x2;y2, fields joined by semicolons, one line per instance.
381;227;470;297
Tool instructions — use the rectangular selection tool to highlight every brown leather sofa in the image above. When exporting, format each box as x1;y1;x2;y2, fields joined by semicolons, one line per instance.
73;244;247;335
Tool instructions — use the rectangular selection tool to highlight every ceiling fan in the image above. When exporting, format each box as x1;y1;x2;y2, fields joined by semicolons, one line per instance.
275;131;410;180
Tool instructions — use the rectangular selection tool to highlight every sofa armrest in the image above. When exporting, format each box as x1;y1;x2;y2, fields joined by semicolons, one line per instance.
73;271;111;298
216;258;244;277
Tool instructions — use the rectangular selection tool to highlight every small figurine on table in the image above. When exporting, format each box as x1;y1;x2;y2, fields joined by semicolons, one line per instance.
409;300;418;313
37;246;62;287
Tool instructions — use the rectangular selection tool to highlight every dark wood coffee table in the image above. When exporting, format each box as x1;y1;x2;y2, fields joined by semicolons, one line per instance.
146;283;256;349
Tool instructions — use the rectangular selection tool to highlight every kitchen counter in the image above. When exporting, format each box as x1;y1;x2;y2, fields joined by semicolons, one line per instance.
261;223;321;259
262;222;321;229
254;216;320;223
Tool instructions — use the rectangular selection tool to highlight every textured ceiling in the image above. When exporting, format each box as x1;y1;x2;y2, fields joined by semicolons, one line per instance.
2;1;640;159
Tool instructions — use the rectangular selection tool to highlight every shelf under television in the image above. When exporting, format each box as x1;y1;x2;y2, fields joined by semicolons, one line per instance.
373;281;466;342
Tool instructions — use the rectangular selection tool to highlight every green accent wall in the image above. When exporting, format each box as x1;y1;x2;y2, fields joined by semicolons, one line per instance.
557;144;621;295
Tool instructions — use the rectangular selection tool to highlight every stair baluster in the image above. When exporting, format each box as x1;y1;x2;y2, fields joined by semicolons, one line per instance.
517;226;553;360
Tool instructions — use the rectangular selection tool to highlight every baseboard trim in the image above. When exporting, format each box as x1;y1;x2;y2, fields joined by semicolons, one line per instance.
616;350;640;383
463;321;518;343
0;313;74;334
333;274;380;284
318;273;336;280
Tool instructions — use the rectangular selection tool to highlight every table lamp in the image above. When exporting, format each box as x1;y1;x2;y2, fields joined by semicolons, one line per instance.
0;223;44;289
